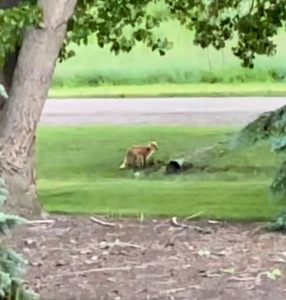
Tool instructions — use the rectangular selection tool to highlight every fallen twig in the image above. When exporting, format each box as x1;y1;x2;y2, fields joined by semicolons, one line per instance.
27;219;55;225
51;264;150;278
268;258;286;264
200;271;222;278
227;276;256;282
161;287;189;295
170;217;189;228
183;211;204;222
99;238;143;250
153;219;172;232
207;220;221;224
90;216;117;228
170;216;213;234
250;225;266;235
191;225;213;234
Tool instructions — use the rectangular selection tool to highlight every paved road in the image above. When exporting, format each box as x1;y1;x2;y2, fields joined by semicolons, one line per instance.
40;97;286;126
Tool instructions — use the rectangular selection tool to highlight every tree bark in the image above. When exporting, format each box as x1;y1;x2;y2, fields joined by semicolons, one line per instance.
0;46;40;217
3;136;41;216
0;0;77;216
0;0;37;217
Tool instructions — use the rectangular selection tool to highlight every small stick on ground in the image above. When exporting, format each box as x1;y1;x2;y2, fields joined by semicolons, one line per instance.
90;216;117;228
27;220;55;225
51;264;150;278
250;224;266;235
227;276;256;282
99;239;144;250
170;217;189;228
268;258;286;264
161;287;188;295
191;225;213;234
182;211;204;222
207;220;221;225
171;216;213;234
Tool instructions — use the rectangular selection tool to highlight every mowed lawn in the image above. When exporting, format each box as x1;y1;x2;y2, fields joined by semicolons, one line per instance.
37;126;285;220
49;82;286;98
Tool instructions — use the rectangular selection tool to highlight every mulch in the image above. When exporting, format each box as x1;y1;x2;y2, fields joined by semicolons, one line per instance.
8;215;286;300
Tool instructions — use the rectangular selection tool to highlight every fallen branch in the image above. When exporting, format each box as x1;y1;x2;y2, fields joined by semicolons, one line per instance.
90;216;117;228
51;264;149;278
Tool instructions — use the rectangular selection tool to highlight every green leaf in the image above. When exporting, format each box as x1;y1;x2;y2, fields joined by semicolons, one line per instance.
265;268;282;280
197;249;211;257
222;267;235;275
0;195;7;206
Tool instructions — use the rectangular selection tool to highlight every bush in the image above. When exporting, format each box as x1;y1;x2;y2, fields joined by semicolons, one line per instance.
0;178;38;300
267;211;286;232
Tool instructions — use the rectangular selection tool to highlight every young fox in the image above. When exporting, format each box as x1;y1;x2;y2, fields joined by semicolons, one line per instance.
119;141;159;170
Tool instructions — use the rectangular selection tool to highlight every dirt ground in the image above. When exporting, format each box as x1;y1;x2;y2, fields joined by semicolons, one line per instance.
8;215;286;300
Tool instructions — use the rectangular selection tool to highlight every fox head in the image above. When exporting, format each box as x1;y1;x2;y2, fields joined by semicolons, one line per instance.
149;141;159;150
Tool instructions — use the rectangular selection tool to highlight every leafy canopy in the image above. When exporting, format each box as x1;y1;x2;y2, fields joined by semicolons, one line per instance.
0;0;286;67
0;1;41;65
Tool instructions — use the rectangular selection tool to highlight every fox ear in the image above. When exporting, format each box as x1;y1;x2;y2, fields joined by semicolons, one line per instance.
150;141;159;149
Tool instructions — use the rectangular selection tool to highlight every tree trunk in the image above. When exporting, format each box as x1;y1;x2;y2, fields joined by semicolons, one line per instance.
3;136;41;216
0;48;37;217
0;47;39;217
0;0;77;216
0;41;39;217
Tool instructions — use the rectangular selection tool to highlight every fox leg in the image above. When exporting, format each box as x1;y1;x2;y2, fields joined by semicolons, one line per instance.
136;155;145;169
119;156;128;169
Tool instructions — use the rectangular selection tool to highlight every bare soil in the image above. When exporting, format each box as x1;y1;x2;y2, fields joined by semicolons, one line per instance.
9;215;286;300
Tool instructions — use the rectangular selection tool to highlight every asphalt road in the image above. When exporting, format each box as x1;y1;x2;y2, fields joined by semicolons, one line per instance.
40;97;286;126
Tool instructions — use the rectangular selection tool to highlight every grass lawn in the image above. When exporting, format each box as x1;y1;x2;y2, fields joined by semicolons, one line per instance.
37;126;285;220
49;83;286;98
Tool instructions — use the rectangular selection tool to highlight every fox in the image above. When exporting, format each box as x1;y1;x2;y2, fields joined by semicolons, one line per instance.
119;141;159;170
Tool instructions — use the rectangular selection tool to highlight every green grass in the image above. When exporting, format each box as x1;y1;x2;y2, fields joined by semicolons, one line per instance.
51;19;286;97
49;83;286;98
40;179;279;220
37;126;285;220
